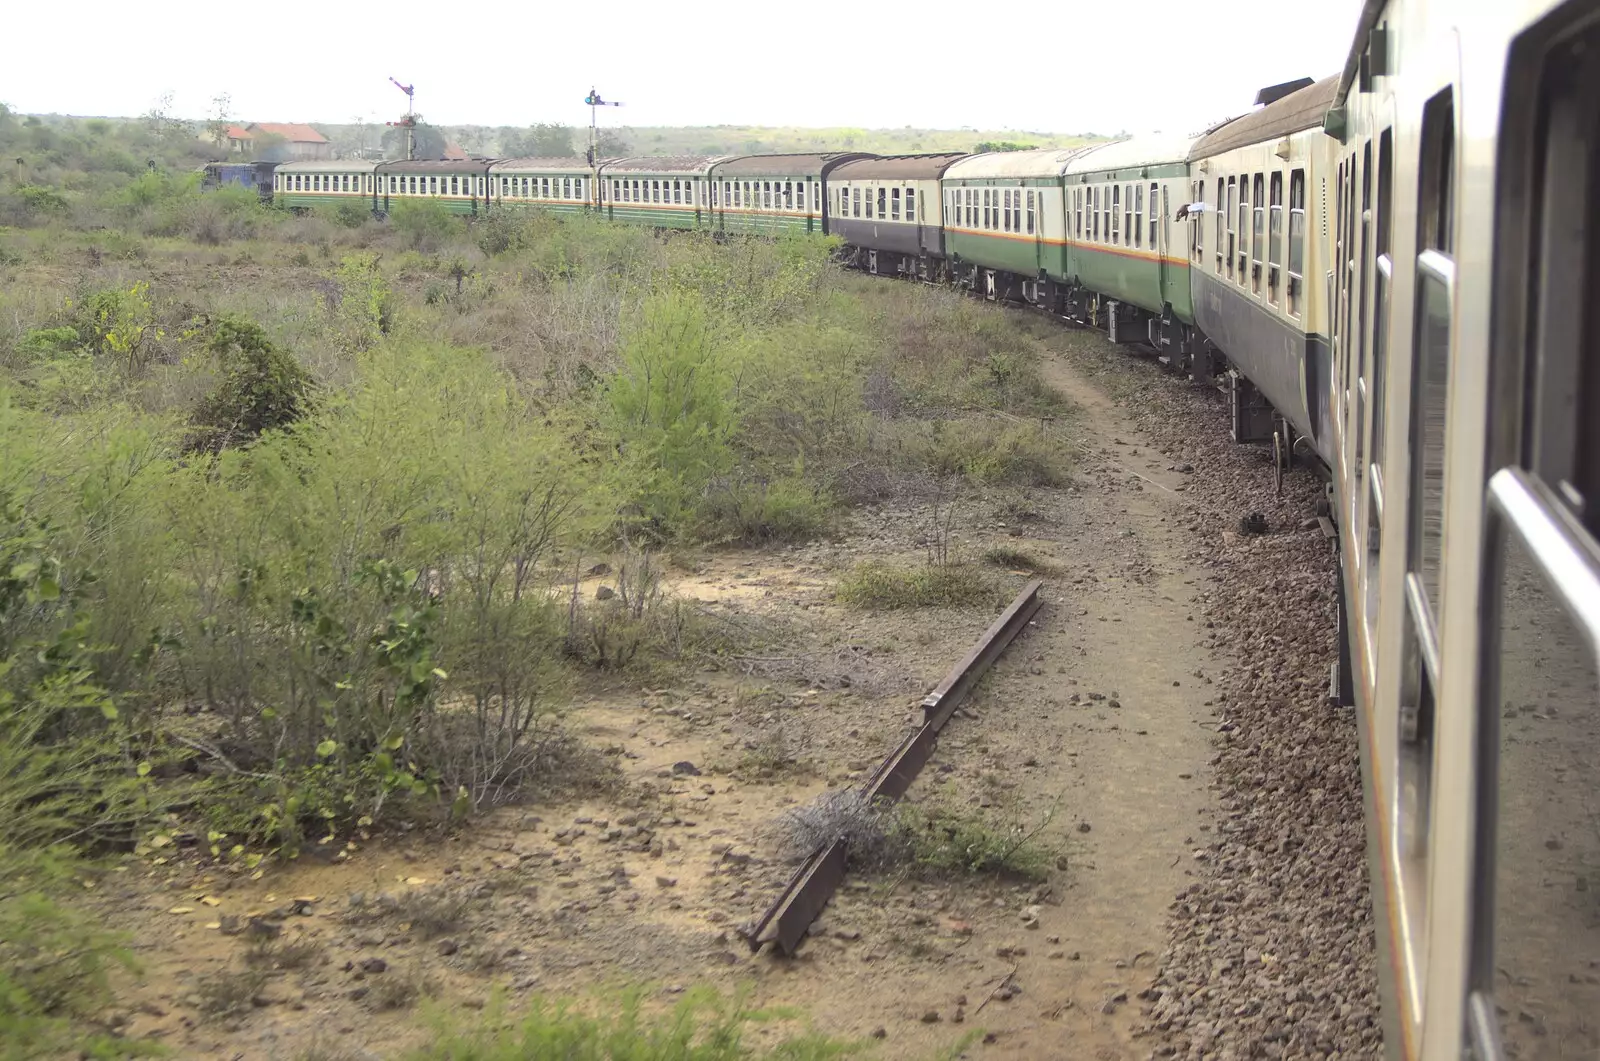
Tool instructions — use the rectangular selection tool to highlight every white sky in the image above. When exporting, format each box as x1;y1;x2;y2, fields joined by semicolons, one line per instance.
5;0;1360;136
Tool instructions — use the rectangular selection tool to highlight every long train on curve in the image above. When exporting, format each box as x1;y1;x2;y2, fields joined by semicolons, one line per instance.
217;0;1600;1055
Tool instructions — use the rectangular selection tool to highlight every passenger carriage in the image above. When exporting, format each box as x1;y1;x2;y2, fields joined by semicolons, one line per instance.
1317;1;1600;1057
710;152;867;237
491;157;595;216
825;153;967;282
374;159;494;217
1061;135;1197;353
939;148;1090;304
1186;77;1341;460
598;156;725;230
272;160;380;212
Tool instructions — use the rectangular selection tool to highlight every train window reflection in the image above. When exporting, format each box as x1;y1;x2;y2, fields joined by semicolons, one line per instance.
1484;529;1600;1058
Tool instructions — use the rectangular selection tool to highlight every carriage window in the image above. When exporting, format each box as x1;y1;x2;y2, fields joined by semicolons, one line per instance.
1124;185;1132;246
1263;172;1282;308
890;186;900;221
1075;188;1083;238
1111;184;1121;244
905;186;915;223
1134;184;1144;247
1150;182;1159;251
853;187;861;218
1250;174;1265;295
1225;177;1238;279
874;186;884;219
1026;189;1034;235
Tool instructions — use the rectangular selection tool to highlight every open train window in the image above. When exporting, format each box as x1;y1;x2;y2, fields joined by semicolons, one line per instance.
1134;184;1144;247
1470;11;1600;1058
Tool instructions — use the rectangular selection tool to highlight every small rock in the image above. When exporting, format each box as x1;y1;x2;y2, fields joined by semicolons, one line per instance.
437;939;459;957
359;957;388;974
656;876;678;888
1077;822;1092;834
588;562;612;576
920;1010;941;1023
595;585;616;601
872;1027;887;1040
671;760;701;776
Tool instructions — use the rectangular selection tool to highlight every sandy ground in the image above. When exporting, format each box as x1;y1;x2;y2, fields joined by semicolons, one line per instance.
92;331;1244;1061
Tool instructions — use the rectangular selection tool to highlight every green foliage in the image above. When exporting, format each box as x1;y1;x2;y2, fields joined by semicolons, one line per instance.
322;253;396;352
14;184;67;216
403;987;862;1061
895;802;1056;880
835;562;1005;610
389;196;458;251
975;140;1036;153
188;314;314;452
67;282;163;371
16;327;82;361
501;123;575;158
607;291;736;536
330;199;371;229
903;419;1064;486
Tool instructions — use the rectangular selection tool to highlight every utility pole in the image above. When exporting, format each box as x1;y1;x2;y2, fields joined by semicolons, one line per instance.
388;77;416;160
584;87;622;204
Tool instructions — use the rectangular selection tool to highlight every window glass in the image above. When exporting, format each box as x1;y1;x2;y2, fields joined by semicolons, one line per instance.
877;186;886;219
1226;177;1237;279
1484;534;1600;1059
1287;175;1306;313
1026;189;1034;235
1111;184;1121;244
1134;184;1144;247
1268;172;1284;306
1149;182;1159;251
1123;184;1132;246
853;187;861;218
1252;174;1266;294
1410;89;1456;628
906;186;915;223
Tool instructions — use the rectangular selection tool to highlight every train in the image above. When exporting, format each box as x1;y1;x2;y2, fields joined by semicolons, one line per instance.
213;0;1600;1055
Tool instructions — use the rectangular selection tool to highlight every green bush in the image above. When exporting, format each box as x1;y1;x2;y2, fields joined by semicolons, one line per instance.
15;185;68;217
188;314;314;452
330;199;372;229
902;419;1065;486
389;197;458;251
835;562;1005;610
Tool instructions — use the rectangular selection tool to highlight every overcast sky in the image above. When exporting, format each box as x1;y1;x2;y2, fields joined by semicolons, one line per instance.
6;0;1360;136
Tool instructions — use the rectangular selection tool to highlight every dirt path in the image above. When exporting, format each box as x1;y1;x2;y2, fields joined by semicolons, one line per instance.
95;334;1230;1060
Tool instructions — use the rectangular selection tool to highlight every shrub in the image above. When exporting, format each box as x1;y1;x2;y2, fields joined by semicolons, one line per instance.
895;802;1056;880
697;472;831;543
901;419;1065;486
67;281;163;371
16;327;82;361
188;314;315;452
15;184;68;217
980;547;1057;575
389;197;458;251
331;199;372;229
835;562;1004;610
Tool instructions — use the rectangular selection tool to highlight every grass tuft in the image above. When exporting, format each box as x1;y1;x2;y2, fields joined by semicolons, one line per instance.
980;547;1058;575
835;562;1004;610
402;987;862;1061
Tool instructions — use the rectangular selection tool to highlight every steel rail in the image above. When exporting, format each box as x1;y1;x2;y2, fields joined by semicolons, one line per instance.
742;579;1044;955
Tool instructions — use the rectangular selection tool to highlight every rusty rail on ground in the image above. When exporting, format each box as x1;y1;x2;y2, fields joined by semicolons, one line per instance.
741;579;1045;956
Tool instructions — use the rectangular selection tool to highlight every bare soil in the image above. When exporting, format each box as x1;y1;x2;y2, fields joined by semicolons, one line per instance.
92;328;1282;1061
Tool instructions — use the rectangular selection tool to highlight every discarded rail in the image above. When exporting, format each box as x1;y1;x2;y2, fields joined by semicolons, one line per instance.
741;579;1045;956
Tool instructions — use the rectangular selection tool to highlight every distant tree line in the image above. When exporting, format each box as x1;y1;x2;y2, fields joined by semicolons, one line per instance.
976;141;1036;153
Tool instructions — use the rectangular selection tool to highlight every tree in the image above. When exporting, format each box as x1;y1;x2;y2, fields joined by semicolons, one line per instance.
595;129;630;159
380;119;447;160
207;92;234;151
501;123;574;158
976;140;1035;153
